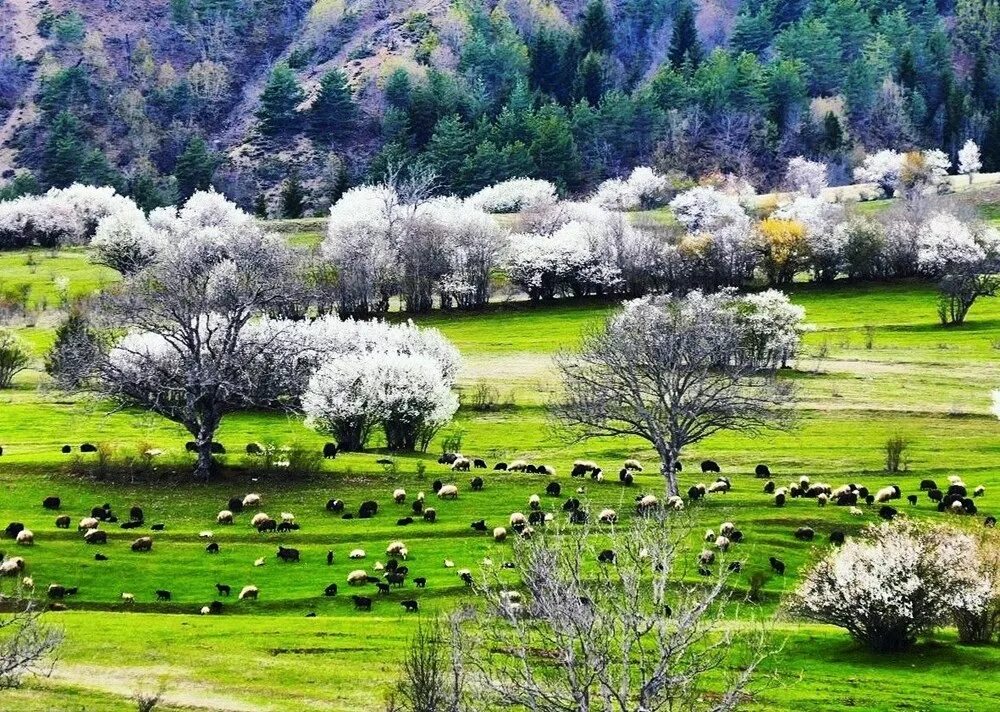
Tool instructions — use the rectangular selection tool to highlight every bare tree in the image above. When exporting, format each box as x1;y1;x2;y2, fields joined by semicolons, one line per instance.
55;224;308;478
555;293;795;496
441;515;771;712
389;616;466;712
0;595;64;690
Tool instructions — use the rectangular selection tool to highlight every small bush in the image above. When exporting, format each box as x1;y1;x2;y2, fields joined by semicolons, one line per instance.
884;433;908;473
0;330;31;388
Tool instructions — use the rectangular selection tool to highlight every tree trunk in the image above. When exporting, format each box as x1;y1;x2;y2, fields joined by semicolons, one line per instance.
658;446;680;497
193;422;218;479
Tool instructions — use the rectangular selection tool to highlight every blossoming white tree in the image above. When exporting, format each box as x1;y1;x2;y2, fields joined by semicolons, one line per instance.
958;139;983;181
793;521;991;652
785;157;828;198
465;178;558;213
589;166;671;211
669;186;749;233
853;149;905;195
0;184;139;249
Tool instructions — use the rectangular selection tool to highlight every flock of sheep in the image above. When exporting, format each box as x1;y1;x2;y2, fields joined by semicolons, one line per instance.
0;444;995;615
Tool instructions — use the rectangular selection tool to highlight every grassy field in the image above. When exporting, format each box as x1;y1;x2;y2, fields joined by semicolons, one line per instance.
1;236;999;709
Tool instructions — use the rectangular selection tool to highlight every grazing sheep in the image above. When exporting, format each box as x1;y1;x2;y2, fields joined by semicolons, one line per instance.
704;529;716;543
473;459;487;469
155;589;172;601
537;465;556;476
246;443;263;455
15;529;33;546
528;510;545;526
323;442;339;459
55;515;70;529
120;521;143;530
324;583;338;596
276;546;300;563
817;493;828;507
719;522;735;537
985;516;996;528
423;508;437;523
80;443;97;453
397;517;414;526
437;484;459;499
755;464;771;478
878;505;898;521
774;493;786;507
701;460;720;473
452;457;471;472
326;499;345;513
253;557;266;567
470;477;484;491
768;557;785;575
94;553;108;561
470;519;488;532
730;529;744;543
509;512;528;529
61;445;72;454
349;549;366;560
373;561;384;571
494;462;508;471
714;535;731;552
215;583;231;597
376;582;391;595
131;537;153;552
250;513;270;529
546;482;561;497
874;486;899;503
763;481;775;494
623;459;643;472
256;518;276;533
48;584;69;599
928;489;943;502
597;549;616;564
227;497;244;514
951;500;966;514
386;541;408;559
200;606;211;615
849;507;864;516
401;600;419;613
444;559;455;568
217;510;234;524
794;527;815;541
352;595;372;611
42;496;61;510
411;500;424;515
698;550;715;565
906;495;918;506
280;512;295;523
129;506;144;523
975;485;986;497
438;453;461;465
0;557;25;576
528;494;540;510
706;480;730;494
242;494;262;508
507;460;529;472
347;570;369;585
598;508;618;524
829;531;846;546
919;479;938;491
4;522;24;538
239;585;259;600
121;593;135;604
414;577;427;588
493;527;508;543
687;484;706;500
83;529;107;544
637;494;659;512
459;570;474;586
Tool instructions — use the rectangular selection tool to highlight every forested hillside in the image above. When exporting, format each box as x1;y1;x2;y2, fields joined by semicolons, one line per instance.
2;0;1000;215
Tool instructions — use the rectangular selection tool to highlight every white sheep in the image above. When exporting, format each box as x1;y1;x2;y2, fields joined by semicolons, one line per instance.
849;507;864;516
719;522;735;537
507;459;529;472
544;513;554;522
393;488;406;504
349;549;366;559
509;512;527;527
239;585;259;600
528;494;541;510
451;457;472;471
373;561;384;571
707;480;729;494
576;486;586;494
347;570;369;585
121;592;135;604
254;557;266;567
200;606;211;615
0;557;25;576
21;576;33;589
817;493;828;507
715;535;731;552
280;512;295;523
386;541;408;559
951;500;965;513
698;549;715;565
499;590;522;604
250;512;270;528
437;484;459;499
217;510;234;524
199;531;213;538
15;529;33;546
443;559;455;568
948;475;964;485
242;493;262;508
598;508;618;524
704;529;716;542
874;486;896;503
416;491;425;502
493;527;508;542
667;495;684;511
638;494;659;511
623;458;643;471
78;517;100;531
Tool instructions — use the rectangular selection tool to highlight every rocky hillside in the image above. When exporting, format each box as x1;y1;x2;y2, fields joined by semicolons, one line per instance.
1;0;997;215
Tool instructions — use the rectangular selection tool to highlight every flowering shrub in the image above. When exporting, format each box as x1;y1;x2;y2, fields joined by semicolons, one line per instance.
738;289;808;368
792;521;990;652
853;150;904;194
958;140;983;177
669;186;749;233
465;178;557;213
916;212;993;276
0;184;138;249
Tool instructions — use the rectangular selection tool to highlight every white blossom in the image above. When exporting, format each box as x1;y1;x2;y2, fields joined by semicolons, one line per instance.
958;140;983;176
785;157;828;198
853;149;904;192
465;178;558;213
916;212;991;275
669;186;749;233
589;166;671;211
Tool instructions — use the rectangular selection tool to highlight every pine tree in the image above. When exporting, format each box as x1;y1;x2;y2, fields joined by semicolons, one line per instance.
174;136;216;200
256;62;304;136
576;52;605;106
668;2;704;70
530;30;564;96
45;309;99;387
384;68;412;110
426;115;473;194
822;111;843;152
253;193;269;219
280;174;306;218
897;46;917;90
309;69;356;141
43;111;85;188
530;107;580;190
578;0;613;54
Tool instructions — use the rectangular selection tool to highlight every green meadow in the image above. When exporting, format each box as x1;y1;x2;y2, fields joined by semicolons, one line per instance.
0;230;999;710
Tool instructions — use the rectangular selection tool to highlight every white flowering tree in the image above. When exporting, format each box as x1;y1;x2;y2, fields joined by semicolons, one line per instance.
669;186;749;233
555;291;796;496
785;157;828;198
590;166;671;211
916;212;1000;324
738;289;808;368
465;178;558;213
793;521;991;652
775;196;846;282
853;149;905;195
0;184;139;249
958;140;983;181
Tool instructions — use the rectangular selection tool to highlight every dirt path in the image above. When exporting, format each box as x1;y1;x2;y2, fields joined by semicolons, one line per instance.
47;664;270;712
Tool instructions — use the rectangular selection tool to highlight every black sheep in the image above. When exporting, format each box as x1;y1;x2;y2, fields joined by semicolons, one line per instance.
829;531;845;545
414;577;426;588
437;453;459;465
129;506;144;522
276;546;300;562
155;590;172;601
150;523;165;531
327;499;345;513
919;479;937;491
470;519;488;532
906;494;918;506
256;519;277;533
228;497;244;514
4;522;24;538
216;583;231;596
985;516;997;528
324;583;338;596
835;492;858;506
460;572;474;586
323;443;338;459
928;489;943;502
768;556;786;575
570;510;588;525
209;601;223;614
80;443;97;453
618;467;628;481
401;600;419;612
43;496;61;510
473;459;487;469
422;509;437;523
572;464;589;477
546;482;561;497
622;472;634;486
794;527;815;541
687;485;704;501
185;442;197;452
120;521;142;530
774;493;786;507
246;443;263;455
700;460;720;473
352;595;372;611
763;481;775;494
494;462;508;471
85;530;108;544
597;549;616;563
209;442;225;454
276;521;299;533
864;494;875;506
397;517;414;526
61;445;72;454
412;500;424;514
55;515;70;528
432;480;443;493
729;529;744;543
358;500;378;519
878;505;898;520
727;561;742;573
755;464;771;478
94;553;108;561
376;582;391;595
528;510;545;526
206;542;219;554
562;497;580;512
470;476;484;491
948;484;968;498
326;550;334;565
